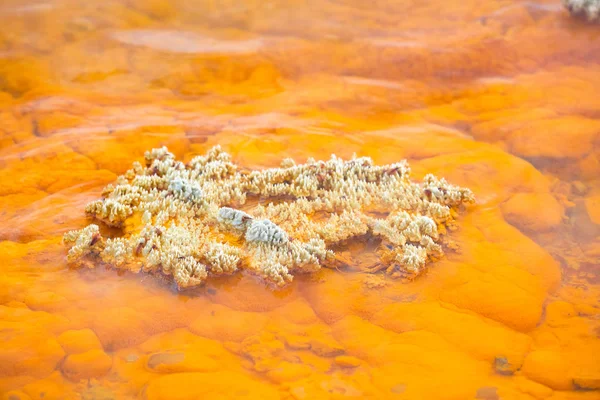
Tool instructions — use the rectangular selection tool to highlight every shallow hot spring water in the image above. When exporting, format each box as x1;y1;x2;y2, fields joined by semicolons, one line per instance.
0;0;599;399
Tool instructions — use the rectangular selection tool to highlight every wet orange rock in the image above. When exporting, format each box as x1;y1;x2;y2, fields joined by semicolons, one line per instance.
0;58;55;98
579;153;600;180
89;306;155;351
332;313;488;392
1;0;600;398
299;272;358;324
2;391;32;400
513;376;553;400
428;210;561;332
265;361;313;383
501;193;565;232
234;331;287;373
23;291;68;313
573;375;600;391
268;298;321;326
544;301;577;326
188;303;268;342
145;372;280;400
131;328;242;385
528;295;600;392
334;355;362;368
372;302;532;367
585;193;600;225
413;146;552;203
68;127;190;174
0;312;66;378
204;277;301;313
300;269;389;324
0;377;35;399
521;350;573;390
140;330;232;359
146;350;218;373
288;372;383;399
57;329;103;355
87;297;195;351
33;112;83;137
507;117;600;159
22;372;75;400
61;349;113;381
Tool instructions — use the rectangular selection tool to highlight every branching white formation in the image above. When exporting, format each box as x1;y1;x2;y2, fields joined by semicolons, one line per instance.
63;146;474;288
563;0;600;21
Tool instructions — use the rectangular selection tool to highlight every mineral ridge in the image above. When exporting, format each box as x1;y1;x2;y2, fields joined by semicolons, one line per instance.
64;146;474;288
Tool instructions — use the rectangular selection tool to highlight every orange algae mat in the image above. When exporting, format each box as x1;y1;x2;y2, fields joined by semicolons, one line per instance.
1;0;600;398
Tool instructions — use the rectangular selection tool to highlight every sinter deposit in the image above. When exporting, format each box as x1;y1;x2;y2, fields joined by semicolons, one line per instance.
563;0;600;21
64;146;474;288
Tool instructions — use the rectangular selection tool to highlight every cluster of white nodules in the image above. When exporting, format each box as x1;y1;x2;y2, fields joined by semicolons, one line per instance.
169;177;203;203
368;212;441;272
246;219;288;245
216;206;328;285
63;224;101;263
217;207;252;229
63;145;473;288
564;0;600;21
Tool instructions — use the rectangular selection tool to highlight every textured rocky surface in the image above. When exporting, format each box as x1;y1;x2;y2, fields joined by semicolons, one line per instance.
63;146;473;288
0;0;599;399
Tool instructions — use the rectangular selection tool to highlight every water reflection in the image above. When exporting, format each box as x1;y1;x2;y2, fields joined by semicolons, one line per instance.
111;30;264;54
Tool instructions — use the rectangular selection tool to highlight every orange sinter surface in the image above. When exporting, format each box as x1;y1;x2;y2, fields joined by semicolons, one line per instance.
0;0;599;399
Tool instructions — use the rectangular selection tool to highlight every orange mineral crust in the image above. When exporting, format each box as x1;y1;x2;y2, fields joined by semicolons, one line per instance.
0;0;599;399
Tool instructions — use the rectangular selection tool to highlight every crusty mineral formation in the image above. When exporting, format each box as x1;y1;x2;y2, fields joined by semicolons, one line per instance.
563;0;600;22
63;146;474;288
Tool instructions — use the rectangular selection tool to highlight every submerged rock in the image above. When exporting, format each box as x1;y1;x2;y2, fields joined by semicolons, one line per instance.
501;193;564;232
145;372;279;400
61;349;112;381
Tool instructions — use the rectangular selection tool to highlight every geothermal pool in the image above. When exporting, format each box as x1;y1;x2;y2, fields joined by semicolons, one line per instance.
0;0;599;399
